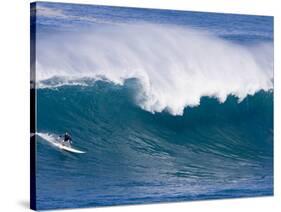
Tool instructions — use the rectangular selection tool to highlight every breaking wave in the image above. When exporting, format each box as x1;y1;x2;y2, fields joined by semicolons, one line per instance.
36;23;273;115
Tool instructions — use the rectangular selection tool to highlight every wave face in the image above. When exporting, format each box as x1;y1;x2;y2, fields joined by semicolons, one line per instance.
34;2;273;210
36;82;273;209
36;24;273;115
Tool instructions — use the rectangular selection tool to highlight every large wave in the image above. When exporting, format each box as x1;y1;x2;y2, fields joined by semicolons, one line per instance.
36;23;273;115
37;82;273;169
36;82;273;209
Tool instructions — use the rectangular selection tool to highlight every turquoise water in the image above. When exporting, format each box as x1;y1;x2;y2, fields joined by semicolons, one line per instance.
32;2;273;210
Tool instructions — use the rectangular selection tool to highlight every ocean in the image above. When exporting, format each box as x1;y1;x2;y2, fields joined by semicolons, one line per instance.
32;2;273;210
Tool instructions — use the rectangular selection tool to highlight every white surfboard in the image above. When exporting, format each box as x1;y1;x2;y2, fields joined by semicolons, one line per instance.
36;133;85;154
58;143;85;154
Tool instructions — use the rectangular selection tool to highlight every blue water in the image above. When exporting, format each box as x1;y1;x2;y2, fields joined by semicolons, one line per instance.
32;2;273;210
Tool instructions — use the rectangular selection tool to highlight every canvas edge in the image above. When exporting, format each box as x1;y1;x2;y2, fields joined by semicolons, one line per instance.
30;2;37;211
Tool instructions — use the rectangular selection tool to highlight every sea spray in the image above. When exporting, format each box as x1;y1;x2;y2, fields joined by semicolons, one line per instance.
37;24;273;115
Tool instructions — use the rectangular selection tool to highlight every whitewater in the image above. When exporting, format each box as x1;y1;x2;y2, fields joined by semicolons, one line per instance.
36;24;273;115
33;2;273;210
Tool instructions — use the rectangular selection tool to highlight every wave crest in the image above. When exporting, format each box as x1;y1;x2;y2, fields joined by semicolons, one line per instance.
36;23;273;115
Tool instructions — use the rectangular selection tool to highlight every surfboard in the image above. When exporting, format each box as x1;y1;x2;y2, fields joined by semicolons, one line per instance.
58;143;85;153
36;133;85;154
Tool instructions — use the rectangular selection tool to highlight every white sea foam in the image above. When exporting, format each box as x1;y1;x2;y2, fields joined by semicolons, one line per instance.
36;24;273;115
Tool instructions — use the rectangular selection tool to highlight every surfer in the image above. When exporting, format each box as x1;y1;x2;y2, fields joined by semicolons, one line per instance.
60;132;72;145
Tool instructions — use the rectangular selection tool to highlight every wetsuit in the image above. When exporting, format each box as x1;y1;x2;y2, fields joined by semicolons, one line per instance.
64;134;72;143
